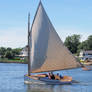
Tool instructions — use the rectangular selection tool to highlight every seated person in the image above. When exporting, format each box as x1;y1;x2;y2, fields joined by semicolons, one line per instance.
48;73;51;79
48;72;55;80
51;72;55;79
59;74;63;79
55;73;63;80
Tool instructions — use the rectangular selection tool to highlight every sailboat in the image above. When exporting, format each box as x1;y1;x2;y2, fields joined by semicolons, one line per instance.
79;58;92;71
24;1;80;85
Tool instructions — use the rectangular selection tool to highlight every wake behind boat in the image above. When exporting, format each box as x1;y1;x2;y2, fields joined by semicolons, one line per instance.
24;1;80;85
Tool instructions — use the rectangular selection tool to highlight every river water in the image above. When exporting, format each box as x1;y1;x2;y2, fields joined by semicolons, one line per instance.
0;63;92;92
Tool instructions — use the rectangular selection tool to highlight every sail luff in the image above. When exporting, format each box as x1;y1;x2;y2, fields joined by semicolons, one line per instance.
30;1;80;73
29;1;42;74
30;1;42;34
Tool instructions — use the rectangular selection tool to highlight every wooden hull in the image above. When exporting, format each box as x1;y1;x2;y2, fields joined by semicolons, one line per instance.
24;74;72;85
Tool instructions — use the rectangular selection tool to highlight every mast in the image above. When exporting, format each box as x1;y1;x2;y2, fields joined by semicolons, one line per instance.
28;13;31;76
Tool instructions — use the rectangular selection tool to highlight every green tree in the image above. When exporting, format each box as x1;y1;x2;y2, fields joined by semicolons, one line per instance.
12;48;22;55
78;35;92;51
5;48;22;59
5;50;14;59
0;47;6;58
87;35;92;50
7;47;12;51
0;47;22;59
78;41;88;50
64;34;80;54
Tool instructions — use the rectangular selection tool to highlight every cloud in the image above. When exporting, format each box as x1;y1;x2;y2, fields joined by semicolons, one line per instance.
0;27;27;48
0;27;91;48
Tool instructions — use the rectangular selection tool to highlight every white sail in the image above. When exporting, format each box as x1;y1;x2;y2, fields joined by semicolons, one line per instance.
30;2;79;73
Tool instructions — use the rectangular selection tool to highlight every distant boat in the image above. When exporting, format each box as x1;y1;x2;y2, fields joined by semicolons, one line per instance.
80;56;92;66
81;61;92;66
24;1;80;85
80;57;92;71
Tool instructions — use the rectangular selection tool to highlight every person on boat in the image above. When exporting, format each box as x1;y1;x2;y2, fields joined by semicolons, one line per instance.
48;72;55;80
59;73;63;79
48;72;51;79
51;72;55;79
55;73;63;80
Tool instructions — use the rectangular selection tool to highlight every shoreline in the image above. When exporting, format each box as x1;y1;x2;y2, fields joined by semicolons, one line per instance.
0;61;28;64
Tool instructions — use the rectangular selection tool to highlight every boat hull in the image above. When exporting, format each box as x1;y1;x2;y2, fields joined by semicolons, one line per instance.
24;75;72;85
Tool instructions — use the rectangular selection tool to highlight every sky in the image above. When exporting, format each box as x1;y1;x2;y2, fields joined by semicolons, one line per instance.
0;0;92;48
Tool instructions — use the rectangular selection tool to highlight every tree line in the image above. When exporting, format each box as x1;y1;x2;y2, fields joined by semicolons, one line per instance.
0;34;92;59
64;34;92;55
0;47;22;59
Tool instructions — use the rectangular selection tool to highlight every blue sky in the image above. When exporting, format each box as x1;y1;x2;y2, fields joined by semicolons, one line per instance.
0;0;92;48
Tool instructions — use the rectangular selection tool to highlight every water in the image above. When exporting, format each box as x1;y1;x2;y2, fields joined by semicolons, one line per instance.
0;63;92;92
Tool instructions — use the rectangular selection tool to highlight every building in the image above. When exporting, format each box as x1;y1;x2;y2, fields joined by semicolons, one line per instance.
79;50;92;57
19;46;28;59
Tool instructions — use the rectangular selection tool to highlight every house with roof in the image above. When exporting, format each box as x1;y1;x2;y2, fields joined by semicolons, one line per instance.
19;46;28;59
79;50;92;57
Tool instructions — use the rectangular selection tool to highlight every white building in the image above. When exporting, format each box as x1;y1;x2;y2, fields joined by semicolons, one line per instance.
19;46;28;58
79;50;92;57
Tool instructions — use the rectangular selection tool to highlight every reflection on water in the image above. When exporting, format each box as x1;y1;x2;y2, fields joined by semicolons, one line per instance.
26;83;91;92
26;84;81;92
26;84;68;92
0;63;92;92
27;84;53;92
26;83;84;92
